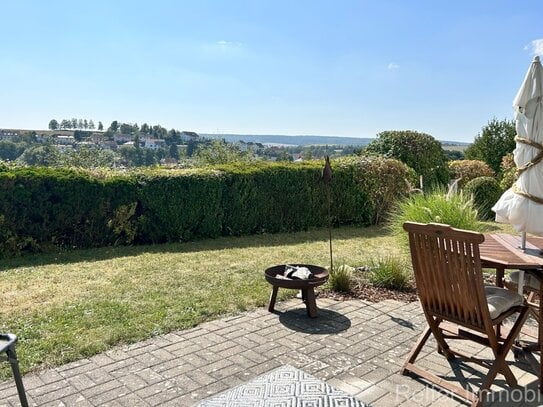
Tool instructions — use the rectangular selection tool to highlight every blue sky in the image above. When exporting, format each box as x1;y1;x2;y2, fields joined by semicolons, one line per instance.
2;1;542;142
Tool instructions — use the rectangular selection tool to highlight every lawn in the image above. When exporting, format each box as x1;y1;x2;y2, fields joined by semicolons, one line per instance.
0;222;508;378
0;225;401;377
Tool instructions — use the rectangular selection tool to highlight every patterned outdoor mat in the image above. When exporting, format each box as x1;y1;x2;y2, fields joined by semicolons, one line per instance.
195;364;369;406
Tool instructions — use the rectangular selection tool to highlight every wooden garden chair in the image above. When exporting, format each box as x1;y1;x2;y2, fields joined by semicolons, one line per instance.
0;333;28;407
402;222;529;407
504;270;540;324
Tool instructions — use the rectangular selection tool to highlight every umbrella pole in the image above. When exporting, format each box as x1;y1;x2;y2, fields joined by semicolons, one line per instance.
521;232;527;251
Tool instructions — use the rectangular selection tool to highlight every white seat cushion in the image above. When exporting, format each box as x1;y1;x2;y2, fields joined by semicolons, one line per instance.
485;286;524;319
506;270;540;291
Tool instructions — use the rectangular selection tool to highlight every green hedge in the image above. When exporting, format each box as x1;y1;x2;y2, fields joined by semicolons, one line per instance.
0;157;412;256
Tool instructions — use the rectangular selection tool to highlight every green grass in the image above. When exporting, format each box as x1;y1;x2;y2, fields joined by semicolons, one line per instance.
0;225;403;377
0;222;512;378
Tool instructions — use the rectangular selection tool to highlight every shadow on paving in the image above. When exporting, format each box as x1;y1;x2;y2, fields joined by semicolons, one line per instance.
406;350;543;406
277;308;351;334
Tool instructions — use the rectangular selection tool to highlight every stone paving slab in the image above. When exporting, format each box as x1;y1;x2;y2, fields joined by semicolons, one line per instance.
0;298;541;406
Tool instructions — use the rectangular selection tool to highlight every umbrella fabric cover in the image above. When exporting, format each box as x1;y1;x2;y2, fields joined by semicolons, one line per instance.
493;56;543;235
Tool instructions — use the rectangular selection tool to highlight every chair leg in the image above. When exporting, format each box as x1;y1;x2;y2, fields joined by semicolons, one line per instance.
6;346;28;407
485;307;530;389
401;326;432;375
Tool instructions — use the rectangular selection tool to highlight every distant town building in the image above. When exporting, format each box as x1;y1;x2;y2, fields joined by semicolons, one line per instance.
35;134;52;143
180;131;199;142
114;134;133;144
56;135;75;145
142;138;166;150
0;129;19;140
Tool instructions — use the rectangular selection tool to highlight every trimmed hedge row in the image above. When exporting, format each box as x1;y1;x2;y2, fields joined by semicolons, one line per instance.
0;157;412;256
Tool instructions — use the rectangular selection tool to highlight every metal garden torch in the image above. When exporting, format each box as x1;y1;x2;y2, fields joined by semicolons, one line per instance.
322;156;333;273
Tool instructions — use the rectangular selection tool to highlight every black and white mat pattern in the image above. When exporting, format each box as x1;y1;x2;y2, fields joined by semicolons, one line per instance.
196;364;368;406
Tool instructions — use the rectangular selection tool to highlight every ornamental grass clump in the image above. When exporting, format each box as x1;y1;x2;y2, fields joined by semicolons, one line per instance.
328;264;354;292
388;187;482;241
368;256;412;291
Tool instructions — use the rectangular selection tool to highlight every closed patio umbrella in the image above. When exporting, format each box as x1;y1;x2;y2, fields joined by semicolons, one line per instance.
493;56;543;248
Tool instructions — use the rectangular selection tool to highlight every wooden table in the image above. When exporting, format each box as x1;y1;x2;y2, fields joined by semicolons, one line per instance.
480;233;543;387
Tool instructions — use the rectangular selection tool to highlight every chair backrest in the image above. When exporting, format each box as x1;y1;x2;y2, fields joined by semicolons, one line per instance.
403;222;490;330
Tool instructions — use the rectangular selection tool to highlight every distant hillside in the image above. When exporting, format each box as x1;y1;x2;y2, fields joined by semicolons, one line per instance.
203;133;470;148
202;134;374;146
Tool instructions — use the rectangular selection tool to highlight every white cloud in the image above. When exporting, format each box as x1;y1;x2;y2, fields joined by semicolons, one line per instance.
216;40;242;50
387;62;400;70
201;40;244;57
525;39;543;56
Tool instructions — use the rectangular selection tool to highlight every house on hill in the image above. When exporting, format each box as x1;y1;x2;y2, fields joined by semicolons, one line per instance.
55;135;75;145
114;134;133;144
0;129;19;140
180;131;199;142
142;138;166;150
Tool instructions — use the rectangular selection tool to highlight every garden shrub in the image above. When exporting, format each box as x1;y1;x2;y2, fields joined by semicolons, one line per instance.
364;130;450;189
335;156;414;225
464;176;503;221
448;160;494;188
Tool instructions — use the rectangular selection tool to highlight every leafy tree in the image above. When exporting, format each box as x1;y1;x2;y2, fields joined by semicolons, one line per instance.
168;143;179;160
98;121;104;131
73;130;89;142
83;119;88;129
364;130;449;188
186;139;198;157
57;145;117;168
134;134;143;165
143;149;156;166
166;129;180;145
195;139;251;165
444;149;464;160
109;121;119;133
16;144;60;166
120;123;133;134
0;141;25;160
60;119;71;130
48;119;59;130
88;120;95;130
465;118;516;174
277;150;293;161
71;118;78;129
118;145;137;166
140;123;150;135
78;119;84;129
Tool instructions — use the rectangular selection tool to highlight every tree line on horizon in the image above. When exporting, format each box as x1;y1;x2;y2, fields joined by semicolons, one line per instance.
48;118;103;131
9;117;518;181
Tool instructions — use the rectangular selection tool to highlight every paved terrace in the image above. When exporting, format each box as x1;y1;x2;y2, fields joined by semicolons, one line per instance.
0;298;541;406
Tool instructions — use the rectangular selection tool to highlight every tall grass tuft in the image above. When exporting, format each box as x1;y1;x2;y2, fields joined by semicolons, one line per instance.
388;188;482;240
368;256;412;291
328;264;354;292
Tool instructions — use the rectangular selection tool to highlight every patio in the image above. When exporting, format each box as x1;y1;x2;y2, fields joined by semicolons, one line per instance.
0;298;541;406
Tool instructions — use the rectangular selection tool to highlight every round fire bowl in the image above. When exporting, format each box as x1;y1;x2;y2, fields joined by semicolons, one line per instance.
264;264;329;289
